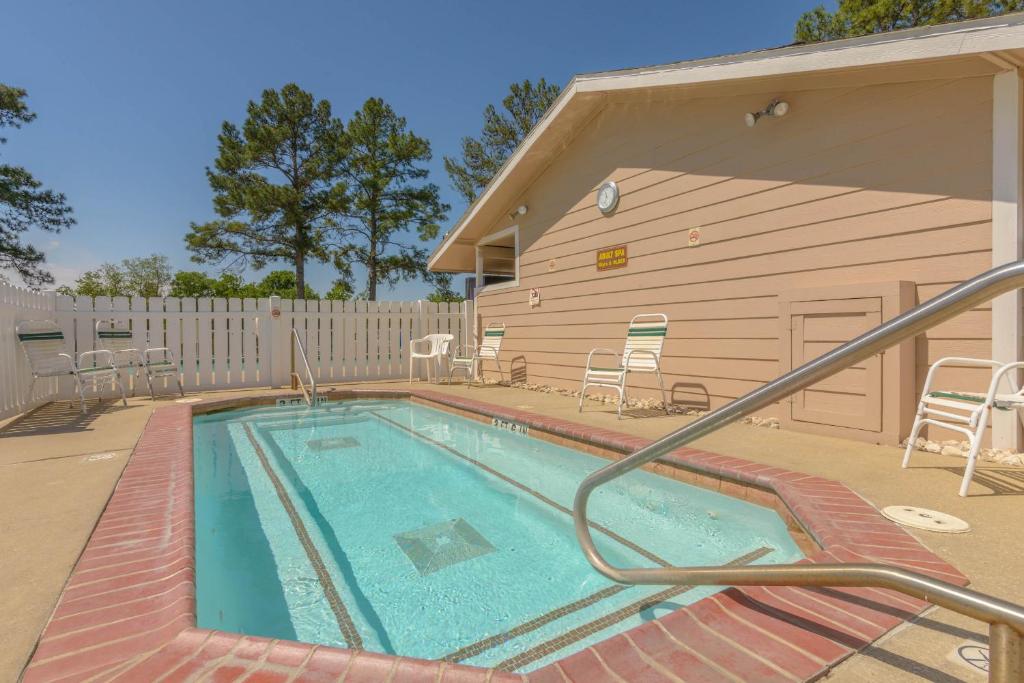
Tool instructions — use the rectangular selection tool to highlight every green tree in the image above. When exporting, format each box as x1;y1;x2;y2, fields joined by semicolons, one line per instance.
211;272;250;298
123;254;172;297
60;255;171;297
0;85;75;285
253;270;318;299
186;84;348;299
424;271;464;303
334;97;447;300
324;278;354;301
169;270;216;298
443;78;560;204
795;0;1023;42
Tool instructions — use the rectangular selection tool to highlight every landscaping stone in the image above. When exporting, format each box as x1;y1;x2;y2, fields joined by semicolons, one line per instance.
901;436;1024;467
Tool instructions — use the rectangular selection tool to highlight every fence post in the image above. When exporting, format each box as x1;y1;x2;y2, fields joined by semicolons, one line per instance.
463;298;475;352
266;295;290;388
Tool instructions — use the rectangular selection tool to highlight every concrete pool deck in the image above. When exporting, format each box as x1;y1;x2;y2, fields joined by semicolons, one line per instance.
2;381;1019;681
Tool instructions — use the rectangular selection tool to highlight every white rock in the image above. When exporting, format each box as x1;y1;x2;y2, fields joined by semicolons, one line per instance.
940;445;963;457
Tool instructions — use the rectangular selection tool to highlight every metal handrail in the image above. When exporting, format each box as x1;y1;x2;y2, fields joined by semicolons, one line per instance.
573;260;1024;681
291;328;317;407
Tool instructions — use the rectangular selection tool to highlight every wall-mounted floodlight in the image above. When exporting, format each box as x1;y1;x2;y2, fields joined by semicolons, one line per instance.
509;205;528;220
745;99;789;127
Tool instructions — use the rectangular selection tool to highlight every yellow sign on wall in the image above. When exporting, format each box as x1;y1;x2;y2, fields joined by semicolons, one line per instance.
596;245;628;271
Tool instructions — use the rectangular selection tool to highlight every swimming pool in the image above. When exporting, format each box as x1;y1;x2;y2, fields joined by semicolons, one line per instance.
193;399;803;672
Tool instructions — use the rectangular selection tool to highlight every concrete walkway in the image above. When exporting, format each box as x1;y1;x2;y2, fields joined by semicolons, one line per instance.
3;381;1017;681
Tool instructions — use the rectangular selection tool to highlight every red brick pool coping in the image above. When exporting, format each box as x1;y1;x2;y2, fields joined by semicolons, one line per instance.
22;389;968;682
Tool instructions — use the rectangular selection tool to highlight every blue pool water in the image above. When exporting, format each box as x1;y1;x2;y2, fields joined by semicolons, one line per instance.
193;400;803;672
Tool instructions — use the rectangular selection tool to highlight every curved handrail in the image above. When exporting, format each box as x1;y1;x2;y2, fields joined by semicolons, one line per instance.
291;328;317;407
573;261;1024;679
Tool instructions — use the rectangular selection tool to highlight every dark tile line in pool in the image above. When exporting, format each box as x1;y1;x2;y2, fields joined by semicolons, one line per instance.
367;409;672;569
240;422;364;650
495;546;774;672
443;585;628;663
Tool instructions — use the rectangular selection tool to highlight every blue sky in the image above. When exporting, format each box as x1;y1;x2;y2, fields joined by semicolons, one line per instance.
3;0;821;299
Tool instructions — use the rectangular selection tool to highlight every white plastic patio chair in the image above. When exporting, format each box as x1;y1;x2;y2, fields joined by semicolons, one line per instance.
902;356;1024;496
449;322;505;387
408;333;453;383
16;319;127;414
579;313;670;419
96;319;183;400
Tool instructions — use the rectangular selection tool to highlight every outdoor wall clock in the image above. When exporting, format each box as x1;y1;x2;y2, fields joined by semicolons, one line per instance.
596;181;619;215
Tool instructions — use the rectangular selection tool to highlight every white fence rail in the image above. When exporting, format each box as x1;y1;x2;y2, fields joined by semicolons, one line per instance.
0;281;475;421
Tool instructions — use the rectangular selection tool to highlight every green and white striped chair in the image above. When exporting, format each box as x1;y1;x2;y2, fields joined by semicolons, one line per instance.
579;313;669;419
16;319;127;414
96;318;183;401
449;322;505;387
903;356;1024;496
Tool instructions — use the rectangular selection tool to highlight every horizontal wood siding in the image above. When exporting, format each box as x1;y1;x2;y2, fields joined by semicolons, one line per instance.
474;75;994;443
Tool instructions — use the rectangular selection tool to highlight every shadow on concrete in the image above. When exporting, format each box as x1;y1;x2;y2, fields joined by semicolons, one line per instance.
669;382;711;412
937;466;1024;497
0;399;130;437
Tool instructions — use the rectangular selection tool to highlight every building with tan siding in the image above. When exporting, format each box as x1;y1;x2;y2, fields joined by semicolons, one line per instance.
429;15;1024;448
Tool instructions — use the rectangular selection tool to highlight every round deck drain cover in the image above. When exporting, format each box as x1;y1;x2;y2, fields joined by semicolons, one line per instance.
882;506;970;533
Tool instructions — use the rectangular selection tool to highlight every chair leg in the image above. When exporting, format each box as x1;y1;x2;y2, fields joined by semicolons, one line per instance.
24;376;36;409
656;368;669;415
901;406;927;469
176;375;185;397
960;411;990;497
75;376;88;414
117;376;128;407
145;370;156;401
409;357;414;383
616;382;626;420
579;379;589;412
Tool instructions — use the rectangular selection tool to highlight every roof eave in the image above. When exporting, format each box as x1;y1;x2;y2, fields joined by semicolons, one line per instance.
429;13;1024;273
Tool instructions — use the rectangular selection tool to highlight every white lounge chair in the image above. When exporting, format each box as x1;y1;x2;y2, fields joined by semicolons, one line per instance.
579;313;669;419
449;322;504;386
16;319;127;414
96;319;183;400
903;356;1024;496
409;333;453;383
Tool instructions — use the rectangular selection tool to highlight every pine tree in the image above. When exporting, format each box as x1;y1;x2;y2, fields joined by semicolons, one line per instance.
186;84;348;299
334;98;447;301
0;84;75;285
444;78;560;204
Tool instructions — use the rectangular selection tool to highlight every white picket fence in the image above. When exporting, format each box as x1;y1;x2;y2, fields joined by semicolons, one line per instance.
0;279;475;421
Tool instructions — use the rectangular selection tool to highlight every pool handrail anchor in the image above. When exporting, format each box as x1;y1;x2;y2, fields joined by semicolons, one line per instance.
572;260;1024;682
290;328;317;407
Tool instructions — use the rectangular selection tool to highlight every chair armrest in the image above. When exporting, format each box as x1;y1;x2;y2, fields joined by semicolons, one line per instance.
623;348;660;370
78;349;116;368
473;346;500;360
409;338;431;354
57;352;78;373
585;348;621;369
921;357;1004;396
987;361;1024;398
144;347;176;363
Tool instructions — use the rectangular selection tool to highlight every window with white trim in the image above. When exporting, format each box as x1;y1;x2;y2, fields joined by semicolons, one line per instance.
475;225;519;292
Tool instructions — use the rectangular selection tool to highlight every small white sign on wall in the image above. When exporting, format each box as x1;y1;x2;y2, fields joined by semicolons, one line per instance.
529;288;540;308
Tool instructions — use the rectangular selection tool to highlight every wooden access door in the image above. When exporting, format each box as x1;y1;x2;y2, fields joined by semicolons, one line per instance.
779;281;916;445
789;300;883;432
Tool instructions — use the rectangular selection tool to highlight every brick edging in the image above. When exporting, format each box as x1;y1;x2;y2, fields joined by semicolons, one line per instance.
22;390;967;682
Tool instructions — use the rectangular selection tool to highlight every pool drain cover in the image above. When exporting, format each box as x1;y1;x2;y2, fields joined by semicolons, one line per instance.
882;506;970;533
395;518;494;575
